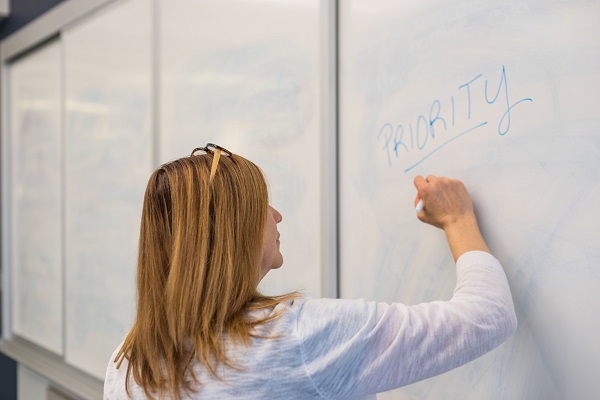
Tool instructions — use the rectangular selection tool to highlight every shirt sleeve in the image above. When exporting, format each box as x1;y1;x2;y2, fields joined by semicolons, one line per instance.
295;251;517;399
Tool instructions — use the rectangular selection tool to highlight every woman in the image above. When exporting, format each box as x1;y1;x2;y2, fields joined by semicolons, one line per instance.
104;143;517;399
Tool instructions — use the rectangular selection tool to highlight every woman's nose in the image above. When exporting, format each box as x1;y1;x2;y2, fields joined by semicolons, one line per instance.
271;206;283;223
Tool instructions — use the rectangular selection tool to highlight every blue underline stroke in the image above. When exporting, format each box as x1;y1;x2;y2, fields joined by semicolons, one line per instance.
404;121;488;172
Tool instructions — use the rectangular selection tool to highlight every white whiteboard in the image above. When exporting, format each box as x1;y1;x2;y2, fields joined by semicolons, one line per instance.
339;0;600;399
63;0;152;379
159;0;324;298
3;0;328;385
9;40;63;355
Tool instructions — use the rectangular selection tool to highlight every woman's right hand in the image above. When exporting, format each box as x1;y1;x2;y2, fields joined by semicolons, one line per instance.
413;175;475;229
413;175;490;261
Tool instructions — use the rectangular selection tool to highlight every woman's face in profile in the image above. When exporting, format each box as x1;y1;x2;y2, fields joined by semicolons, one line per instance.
260;205;283;279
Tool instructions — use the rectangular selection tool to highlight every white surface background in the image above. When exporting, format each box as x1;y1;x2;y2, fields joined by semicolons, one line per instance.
10;40;63;356
63;0;152;378
339;0;600;399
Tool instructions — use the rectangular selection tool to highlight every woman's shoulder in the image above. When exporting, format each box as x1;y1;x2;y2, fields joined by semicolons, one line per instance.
269;296;372;316
267;296;379;335
247;296;372;334
104;342;131;398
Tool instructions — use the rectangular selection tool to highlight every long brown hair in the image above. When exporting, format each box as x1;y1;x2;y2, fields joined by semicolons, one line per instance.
115;152;297;399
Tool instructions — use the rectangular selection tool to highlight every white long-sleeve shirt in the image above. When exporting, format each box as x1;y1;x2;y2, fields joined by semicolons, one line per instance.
104;251;517;399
